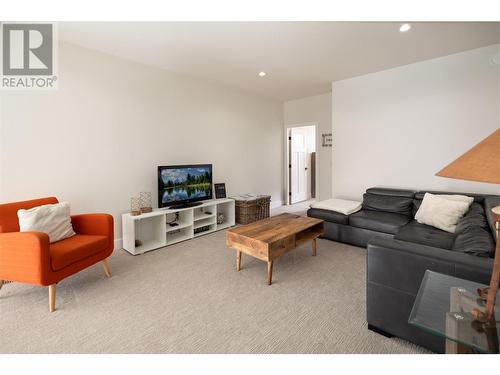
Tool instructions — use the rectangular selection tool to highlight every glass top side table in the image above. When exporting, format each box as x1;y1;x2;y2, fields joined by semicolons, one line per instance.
409;270;499;354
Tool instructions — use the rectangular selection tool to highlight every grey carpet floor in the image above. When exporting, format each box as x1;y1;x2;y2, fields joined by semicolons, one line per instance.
0;230;428;354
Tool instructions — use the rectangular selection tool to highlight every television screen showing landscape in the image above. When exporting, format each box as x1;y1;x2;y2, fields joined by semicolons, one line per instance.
159;165;212;204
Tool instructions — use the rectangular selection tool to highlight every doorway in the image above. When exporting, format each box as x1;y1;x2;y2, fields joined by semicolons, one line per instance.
286;124;317;205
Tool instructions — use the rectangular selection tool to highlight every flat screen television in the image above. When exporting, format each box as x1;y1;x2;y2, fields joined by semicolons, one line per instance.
158;164;213;209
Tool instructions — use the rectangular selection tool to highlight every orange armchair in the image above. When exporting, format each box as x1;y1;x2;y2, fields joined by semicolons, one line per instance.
0;197;114;312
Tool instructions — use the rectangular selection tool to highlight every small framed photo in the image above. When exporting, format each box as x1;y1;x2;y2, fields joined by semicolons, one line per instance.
322;132;333;147
214;183;227;199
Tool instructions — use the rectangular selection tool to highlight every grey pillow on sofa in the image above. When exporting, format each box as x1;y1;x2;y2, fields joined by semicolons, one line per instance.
455;203;488;233
453;226;495;257
412;199;422;217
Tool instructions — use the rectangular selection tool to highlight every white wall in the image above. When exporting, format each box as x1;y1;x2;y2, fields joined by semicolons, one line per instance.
0;42;283;243
332;44;500;200
283;93;332;201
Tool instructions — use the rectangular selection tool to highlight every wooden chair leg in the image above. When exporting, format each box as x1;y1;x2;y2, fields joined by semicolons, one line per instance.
102;259;112;278
49;284;56;313
0;280;13;291
236;251;241;271
267;260;273;285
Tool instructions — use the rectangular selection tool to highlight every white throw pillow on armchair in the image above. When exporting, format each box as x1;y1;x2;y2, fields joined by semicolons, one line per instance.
18;202;76;243
415;193;472;233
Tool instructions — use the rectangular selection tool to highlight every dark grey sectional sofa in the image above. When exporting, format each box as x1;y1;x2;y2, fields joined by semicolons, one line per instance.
307;187;499;353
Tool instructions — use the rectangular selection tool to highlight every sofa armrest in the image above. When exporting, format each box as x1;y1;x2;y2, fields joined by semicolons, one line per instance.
0;231;51;285
367;237;493;296
307;208;349;224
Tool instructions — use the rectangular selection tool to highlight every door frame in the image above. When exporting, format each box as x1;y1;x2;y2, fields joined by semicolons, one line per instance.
284;122;319;205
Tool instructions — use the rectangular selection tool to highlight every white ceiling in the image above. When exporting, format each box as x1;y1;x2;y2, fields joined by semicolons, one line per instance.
59;22;500;101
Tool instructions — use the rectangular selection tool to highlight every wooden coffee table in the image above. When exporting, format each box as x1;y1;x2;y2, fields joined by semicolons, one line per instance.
226;213;324;285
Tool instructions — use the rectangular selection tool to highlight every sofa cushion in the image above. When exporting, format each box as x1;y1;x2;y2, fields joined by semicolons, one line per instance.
455;203;489;233
453;226;495;257
366;187;416;198
412;199;422;217
349;210;410;235
362;193;413;216
307;208;349;225
394;221;455;250
50;234;108;271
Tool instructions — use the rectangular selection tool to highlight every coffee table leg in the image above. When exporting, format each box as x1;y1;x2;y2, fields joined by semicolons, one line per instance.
236;251;241;271
267;260;273;285
312;238;317;256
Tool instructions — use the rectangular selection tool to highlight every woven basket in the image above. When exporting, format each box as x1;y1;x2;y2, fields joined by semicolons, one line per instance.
234;195;271;224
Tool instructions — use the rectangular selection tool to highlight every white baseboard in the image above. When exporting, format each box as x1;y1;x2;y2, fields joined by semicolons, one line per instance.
114;238;123;251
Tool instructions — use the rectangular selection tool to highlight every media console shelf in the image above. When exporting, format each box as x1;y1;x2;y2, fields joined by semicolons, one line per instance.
122;198;235;255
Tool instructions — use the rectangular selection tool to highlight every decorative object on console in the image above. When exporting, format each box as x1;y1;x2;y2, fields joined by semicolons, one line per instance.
194;225;211;235
130;197;141;216
217;212;225;224
214;183;227;199
232;194;271;224
436;128;500;322
166;212;180;226
140;192;152;213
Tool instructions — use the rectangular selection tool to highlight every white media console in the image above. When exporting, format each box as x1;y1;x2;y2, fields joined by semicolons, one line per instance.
122;198;235;255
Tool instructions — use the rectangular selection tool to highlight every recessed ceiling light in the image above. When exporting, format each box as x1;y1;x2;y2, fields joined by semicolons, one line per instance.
258;71;266;77
399;23;411;32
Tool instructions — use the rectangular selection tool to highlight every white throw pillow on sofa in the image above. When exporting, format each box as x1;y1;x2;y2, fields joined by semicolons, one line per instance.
18;202;75;243
415;193;472;233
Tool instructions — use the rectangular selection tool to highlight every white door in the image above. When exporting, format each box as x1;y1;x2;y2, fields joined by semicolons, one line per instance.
290;127;308;204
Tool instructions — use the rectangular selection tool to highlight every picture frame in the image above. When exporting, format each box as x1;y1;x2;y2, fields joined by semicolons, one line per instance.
322;132;333;147
214;183;227;199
